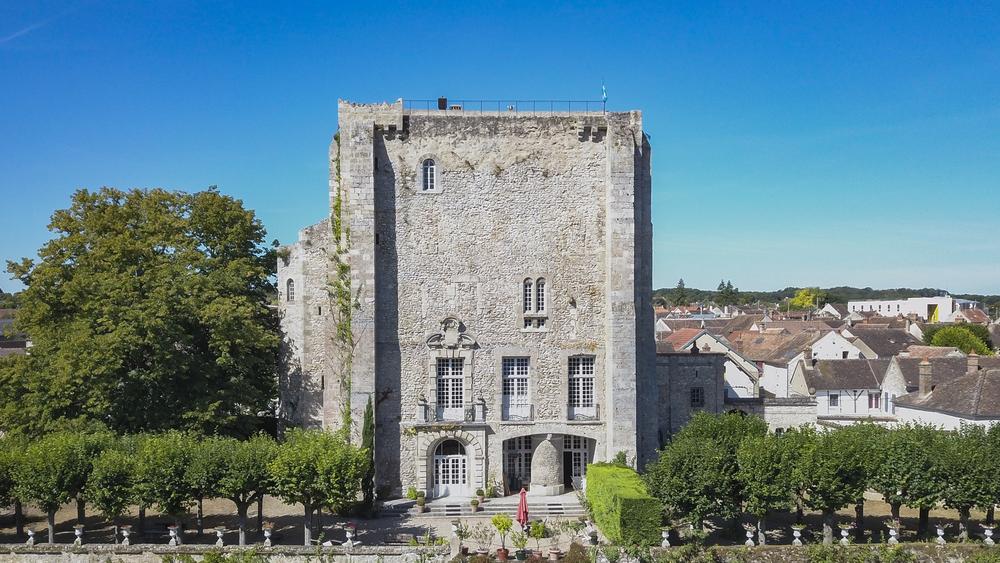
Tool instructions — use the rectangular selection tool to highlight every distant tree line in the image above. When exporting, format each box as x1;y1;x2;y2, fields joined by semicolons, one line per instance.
0;429;370;546
652;284;1000;310
644;413;1000;546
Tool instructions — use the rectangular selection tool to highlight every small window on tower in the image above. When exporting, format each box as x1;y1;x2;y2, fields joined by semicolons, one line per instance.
422;159;436;191
286;279;295;302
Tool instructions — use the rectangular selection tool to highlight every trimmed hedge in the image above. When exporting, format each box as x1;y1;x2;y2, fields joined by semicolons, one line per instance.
584;462;661;546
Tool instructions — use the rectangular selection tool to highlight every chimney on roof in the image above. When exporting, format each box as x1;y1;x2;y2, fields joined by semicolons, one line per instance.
804;346;816;367
968;352;980;375
919;359;932;397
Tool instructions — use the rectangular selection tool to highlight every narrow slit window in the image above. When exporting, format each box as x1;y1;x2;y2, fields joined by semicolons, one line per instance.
286;279;295;302
535;278;545;312
523;279;534;313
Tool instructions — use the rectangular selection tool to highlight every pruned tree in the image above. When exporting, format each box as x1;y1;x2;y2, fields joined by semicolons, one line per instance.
186;435;228;535
13;432;90;543
217;434;278;545
269;429;367;545
644;412;767;530
937;425;994;541
870;423;943;537
87;446;136;541
799;428;868;544
736;432;794;545
133;431;195;542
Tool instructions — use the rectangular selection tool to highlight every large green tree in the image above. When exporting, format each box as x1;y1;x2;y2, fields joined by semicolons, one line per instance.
869;423;943;535
788;287;826;310
929;326;993;355
5;187;279;436
134;431;196;541
937;425;995;541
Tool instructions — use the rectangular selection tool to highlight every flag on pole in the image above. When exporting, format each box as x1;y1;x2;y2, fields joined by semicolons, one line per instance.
602;81;608;103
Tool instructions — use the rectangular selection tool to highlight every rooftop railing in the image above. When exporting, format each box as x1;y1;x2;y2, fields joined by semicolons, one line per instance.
404;99;607;116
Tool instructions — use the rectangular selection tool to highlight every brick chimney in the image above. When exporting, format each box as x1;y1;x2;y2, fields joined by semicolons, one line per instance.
804;347;815;367
968;352;980;375
919;359;932;397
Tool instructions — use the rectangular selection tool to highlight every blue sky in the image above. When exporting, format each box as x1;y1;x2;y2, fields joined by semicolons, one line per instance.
2;1;999;294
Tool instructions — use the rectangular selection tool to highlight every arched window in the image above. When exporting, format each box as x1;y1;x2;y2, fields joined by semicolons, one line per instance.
523;278;534;313
286;279;295;302
435;440;466;456
422;159;436;191
535;278;546;312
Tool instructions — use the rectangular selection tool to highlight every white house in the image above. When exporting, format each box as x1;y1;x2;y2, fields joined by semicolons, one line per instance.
894;360;1000;429
798;359;892;424
847;296;984;323
732;330;861;398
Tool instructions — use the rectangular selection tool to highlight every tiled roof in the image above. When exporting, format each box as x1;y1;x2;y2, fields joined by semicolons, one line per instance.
760;320;837;334
903;345;964;359
662;328;703;350
805;359;891;391
894;368;1000;418
954;309;991;324
848;328;920;357
730;331;822;364
894;357;970;388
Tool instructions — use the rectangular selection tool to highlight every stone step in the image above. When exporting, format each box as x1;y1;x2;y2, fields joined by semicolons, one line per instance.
380;502;587;518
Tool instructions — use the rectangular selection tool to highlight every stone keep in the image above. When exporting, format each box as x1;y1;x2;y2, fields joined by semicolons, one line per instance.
278;99;655;498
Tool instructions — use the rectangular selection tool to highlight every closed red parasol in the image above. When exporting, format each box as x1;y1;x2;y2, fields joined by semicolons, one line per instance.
516;488;529;528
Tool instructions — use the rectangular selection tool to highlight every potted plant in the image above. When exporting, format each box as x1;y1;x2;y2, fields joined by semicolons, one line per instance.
512;531;529;560
476;488;486;504
493;513;514;561
416;496;427;513
529;520;547;557
454;521;471;555
471;498;480;512
472;523;494;555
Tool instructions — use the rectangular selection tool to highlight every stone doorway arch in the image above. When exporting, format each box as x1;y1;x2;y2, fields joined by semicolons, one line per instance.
417;430;484;499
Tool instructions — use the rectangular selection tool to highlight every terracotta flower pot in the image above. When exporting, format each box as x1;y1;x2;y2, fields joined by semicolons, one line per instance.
497;548;510;561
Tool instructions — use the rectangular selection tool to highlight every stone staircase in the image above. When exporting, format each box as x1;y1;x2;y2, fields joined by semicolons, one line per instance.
380;496;587;519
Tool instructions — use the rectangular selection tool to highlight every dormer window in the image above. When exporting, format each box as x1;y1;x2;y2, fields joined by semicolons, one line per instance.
422;159;436;191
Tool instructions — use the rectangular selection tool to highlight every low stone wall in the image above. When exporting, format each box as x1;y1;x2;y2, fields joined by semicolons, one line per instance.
645;543;998;562
0;544;450;563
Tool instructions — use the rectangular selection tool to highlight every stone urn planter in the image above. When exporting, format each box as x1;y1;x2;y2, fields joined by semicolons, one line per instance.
791;525;805;546
215;527;226;547
660;527;671;548
262;522;274;547
73;524;85;546
25;529;35;546
167;525;180;546
885;520;900;545
983;525;995;546
120;525;132;546
936;524;947;545
743;524;755;547
838;525;852;546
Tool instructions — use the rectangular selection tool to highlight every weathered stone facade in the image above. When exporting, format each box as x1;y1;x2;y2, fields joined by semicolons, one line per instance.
278;99;655;498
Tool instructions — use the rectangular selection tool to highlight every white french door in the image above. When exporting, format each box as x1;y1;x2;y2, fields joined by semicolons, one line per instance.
432;440;468;498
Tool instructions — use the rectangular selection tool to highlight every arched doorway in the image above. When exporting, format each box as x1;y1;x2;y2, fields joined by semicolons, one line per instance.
432;440;468;498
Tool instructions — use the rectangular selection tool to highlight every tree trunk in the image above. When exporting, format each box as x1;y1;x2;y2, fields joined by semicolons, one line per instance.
757;516;767;546
238;503;249;546
890;502;901;520
959;507;971;542
854;501;865;543
47;510;56;544
175;520;184;545
14;500;24;537
76;497;85;523
197;497;204;535
138;506;146;538
303;505;312;546
795;499;804;524
822;510;835;545
988;506;996;526
918;507;929;539
257;495;264;532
